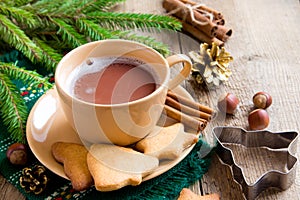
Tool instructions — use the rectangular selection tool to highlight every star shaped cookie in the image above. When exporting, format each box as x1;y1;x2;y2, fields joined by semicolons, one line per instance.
135;123;199;160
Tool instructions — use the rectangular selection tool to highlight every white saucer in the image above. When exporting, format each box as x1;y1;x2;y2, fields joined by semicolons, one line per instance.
26;86;196;181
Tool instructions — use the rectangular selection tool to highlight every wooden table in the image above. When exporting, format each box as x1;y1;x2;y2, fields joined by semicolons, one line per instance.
1;0;299;199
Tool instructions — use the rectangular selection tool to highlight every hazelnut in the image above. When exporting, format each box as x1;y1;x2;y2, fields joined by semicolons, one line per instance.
248;109;269;130
6;143;28;165
217;93;239;114
253;92;272;109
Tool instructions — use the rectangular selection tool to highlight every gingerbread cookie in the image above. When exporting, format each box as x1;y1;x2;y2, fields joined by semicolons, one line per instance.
178;188;220;200
135;123;199;160
87;144;159;191
51;142;93;191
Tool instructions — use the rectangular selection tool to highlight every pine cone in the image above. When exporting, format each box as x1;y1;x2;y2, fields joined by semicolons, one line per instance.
189;42;233;89
20;165;48;194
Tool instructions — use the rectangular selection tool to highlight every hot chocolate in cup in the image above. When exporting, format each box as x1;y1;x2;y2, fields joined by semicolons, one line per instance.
55;39;191;146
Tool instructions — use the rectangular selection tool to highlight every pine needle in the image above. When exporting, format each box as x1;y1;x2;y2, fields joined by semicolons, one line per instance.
0;62;53;142
0;4;38;28
76;18;113;40
33;37;63;70
50;17;87;48
0;62;53;89
0;14;43;63
0;73;28;143
87;12;182;31
116;31;170;56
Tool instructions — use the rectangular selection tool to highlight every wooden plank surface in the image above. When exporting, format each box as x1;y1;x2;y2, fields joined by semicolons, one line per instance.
1;0;299;199
198;0;300;199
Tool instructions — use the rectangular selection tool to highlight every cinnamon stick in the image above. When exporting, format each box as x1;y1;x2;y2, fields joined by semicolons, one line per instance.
165;96;212;121
167;91;215;115
193;116;208;123
164;104;206;131
196;5;224;20
163;0;218;37
165;0;233;43
215;25;232;42
182;21;224;46
213;18;225;26
179;0;224;20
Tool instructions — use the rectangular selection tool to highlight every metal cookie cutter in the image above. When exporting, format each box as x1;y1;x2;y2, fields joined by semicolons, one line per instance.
212;126;298;200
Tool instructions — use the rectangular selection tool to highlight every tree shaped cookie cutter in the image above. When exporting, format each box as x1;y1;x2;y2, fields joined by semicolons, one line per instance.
212;126;298;200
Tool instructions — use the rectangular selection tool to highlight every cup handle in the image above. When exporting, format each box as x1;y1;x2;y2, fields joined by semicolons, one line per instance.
166;54;192;90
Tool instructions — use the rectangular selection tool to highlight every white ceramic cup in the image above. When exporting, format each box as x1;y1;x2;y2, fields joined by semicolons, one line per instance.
55;39;191;146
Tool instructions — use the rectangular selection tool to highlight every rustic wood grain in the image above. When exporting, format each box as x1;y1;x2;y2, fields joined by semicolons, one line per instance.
0;174;25;200
198;0;300;199
1;0;299;199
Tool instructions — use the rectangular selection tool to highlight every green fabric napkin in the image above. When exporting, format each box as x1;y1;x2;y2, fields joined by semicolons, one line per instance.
0;50;213;200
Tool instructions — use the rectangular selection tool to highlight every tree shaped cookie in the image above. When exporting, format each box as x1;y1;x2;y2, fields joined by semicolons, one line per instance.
87;144;159;192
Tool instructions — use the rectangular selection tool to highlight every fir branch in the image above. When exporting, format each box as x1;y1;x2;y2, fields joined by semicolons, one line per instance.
37;34;69;53
0;0;35;7
76;19;170;56
0;14;43;63
77;0;126;13
50;0;125;15
87;12;182;31
0;62;53;89
44;1;81;15
115;30;170;56
50;17;87;49
76;18;113;40
0;72;28;143
0;4;37;28
27;0;124;15
32;37;63;70
24;0;68;15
